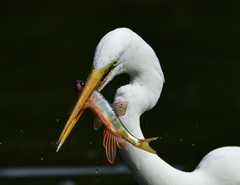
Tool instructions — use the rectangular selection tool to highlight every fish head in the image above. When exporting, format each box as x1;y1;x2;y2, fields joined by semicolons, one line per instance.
74;80;85;96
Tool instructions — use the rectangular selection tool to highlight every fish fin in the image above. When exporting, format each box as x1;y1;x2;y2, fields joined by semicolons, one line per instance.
117;137;127;149
103;129;116;164
93;117;103;130
113;101;129;116
137;137;158;154
103;129;127;164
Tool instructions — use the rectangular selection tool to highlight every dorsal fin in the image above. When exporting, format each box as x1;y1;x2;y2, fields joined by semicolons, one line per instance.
93;117;103;130
103;129;127;164
113;101;128;116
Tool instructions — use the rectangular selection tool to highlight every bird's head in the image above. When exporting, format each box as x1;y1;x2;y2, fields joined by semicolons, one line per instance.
57;28;134;150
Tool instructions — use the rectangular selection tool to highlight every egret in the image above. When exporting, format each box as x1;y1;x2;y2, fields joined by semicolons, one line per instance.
57;28;240;185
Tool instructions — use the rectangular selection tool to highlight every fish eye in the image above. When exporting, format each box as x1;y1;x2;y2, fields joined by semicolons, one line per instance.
80;81;85;86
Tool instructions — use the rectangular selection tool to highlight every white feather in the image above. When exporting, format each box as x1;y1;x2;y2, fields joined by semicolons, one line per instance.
93;28;240;185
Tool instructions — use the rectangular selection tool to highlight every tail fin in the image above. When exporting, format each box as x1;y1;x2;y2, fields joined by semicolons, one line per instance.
137;137;158;154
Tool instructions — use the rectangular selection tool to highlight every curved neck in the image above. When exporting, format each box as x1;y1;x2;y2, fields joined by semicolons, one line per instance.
114;36;165;137
114;80;198;185
112;44;198;185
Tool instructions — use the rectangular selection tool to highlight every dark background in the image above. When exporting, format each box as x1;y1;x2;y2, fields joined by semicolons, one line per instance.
1;0;240;184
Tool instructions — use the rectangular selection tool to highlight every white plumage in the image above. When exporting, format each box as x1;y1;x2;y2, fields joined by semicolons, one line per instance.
93;28;240;185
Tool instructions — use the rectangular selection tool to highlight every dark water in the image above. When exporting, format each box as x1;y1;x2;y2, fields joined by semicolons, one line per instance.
1;0;240;184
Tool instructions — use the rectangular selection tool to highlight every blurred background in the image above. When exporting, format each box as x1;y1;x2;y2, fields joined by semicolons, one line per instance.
1;0;240;184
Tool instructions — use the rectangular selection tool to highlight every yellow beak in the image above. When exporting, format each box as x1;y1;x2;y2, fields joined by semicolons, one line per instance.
56;63;114;152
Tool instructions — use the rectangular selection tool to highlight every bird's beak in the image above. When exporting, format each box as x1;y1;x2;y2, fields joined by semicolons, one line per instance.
56;62;115;152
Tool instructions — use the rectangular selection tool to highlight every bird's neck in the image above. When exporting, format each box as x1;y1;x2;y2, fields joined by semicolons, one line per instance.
114;39;164;136
115;87;193;185
115;83;195;185
113;41;196;185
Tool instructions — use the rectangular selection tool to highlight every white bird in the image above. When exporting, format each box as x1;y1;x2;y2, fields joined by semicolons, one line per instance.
57;28;240;185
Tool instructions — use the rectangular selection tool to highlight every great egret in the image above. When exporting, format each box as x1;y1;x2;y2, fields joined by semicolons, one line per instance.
58;28;240;185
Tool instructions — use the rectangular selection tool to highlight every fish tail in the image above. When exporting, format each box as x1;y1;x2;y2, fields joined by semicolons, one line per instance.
137;137;158;154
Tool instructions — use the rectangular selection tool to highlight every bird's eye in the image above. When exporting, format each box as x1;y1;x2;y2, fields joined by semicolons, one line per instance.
113;59;118;67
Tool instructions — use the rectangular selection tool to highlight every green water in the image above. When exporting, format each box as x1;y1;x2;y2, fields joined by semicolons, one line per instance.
1;0;240;184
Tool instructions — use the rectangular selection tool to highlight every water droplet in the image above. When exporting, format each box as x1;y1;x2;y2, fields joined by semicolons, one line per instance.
0;142;2;145
95;169;98;174
192;144;195;147
41;157;44;160
180;139;183;142
56;119;59;123
90;141;92;145
20;130;23;133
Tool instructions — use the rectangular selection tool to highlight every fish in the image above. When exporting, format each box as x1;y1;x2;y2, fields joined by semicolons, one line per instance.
68;80;87;114
73;80;158;164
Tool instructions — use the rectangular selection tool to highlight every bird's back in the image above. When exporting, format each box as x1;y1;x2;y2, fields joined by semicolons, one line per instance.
195;146;240;184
